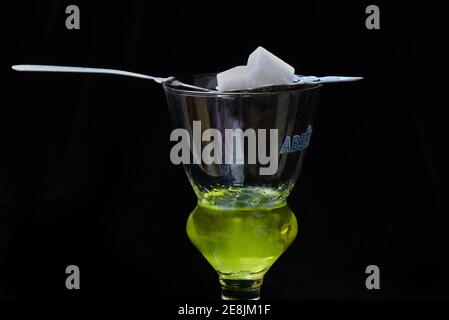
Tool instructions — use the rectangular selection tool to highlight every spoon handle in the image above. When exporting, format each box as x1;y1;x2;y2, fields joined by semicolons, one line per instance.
12;64;167;83
11;64;215;91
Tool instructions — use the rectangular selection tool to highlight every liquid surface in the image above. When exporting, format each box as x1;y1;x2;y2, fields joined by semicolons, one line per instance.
186;203;298;280
193;185;292;210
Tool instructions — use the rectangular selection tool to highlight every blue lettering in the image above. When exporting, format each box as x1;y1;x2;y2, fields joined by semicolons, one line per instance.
280;136;291;154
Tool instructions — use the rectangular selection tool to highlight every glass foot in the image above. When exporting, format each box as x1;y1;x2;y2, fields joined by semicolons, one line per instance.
220;278;263;300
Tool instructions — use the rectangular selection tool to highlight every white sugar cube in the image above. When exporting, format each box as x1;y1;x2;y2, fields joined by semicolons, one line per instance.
247;47;295;88
216;47;295;91
217;66;252;91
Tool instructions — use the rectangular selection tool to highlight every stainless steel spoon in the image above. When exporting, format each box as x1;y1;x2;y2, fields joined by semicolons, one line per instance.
12;64;363;92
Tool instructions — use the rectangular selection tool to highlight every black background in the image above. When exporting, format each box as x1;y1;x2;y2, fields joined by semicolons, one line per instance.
2;0;448;301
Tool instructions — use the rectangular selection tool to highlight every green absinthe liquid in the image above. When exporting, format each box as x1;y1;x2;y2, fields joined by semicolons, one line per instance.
186;187;298;281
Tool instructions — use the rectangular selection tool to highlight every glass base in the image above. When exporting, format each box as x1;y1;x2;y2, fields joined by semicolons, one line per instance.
220;278;263;300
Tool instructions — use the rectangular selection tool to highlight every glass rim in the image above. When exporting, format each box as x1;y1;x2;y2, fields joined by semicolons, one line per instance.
162;73;322;97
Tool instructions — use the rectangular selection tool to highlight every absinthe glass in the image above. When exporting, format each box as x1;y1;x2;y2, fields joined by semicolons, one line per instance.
164;74;321;300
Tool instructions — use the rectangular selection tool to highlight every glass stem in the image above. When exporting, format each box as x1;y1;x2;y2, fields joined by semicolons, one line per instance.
219;278;263;300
